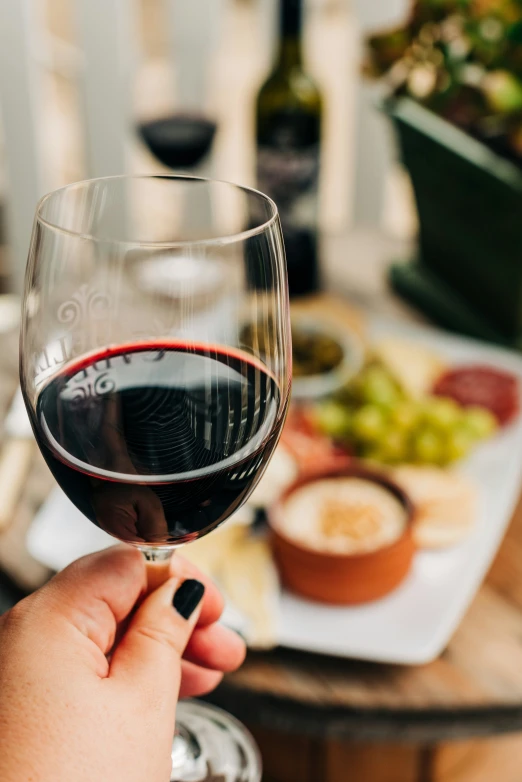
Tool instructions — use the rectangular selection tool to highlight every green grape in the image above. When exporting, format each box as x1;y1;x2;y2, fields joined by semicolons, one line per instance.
445;427;475;463
359;366;400;408
352;405;388;443
314;401;352;439
412;428;444;464
421;396;461;431
379;428;407;464
462;406;497;440
390;401;419;432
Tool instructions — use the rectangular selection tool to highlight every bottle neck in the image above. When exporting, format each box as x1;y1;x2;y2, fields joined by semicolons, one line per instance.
277;0;303;69
277;38;302;69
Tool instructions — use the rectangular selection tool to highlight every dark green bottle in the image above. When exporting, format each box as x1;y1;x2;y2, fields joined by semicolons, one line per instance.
256;0;323;297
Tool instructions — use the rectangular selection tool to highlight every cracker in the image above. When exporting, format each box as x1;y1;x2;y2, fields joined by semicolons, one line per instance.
392;466;477;549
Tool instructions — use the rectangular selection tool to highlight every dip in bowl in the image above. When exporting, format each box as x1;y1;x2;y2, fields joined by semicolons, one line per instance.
269;465;415;605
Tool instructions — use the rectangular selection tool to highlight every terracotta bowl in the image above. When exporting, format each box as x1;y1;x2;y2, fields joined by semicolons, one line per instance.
268;465;416;605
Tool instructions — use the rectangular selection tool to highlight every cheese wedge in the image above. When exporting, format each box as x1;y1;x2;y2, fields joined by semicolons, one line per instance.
218;533;280;650
372;338;447;398
181;523;247;578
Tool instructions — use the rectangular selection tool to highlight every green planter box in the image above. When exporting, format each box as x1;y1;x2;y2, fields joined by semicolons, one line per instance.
387;98;522;342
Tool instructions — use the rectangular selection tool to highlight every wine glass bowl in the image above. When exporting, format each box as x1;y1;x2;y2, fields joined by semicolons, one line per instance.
21;176;291;556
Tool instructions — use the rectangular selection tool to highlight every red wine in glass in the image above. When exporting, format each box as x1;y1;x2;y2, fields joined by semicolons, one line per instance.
30;342;284;546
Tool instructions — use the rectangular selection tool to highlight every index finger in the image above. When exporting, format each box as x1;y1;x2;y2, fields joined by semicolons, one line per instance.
33;545;146;657
170;555;224;627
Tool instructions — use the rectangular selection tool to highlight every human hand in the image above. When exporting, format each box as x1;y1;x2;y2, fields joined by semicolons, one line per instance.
0;546;245;782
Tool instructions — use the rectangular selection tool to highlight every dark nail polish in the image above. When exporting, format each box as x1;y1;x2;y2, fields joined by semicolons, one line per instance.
173;579;205;620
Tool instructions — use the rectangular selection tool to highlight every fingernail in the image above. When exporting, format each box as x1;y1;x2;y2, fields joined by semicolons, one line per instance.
173;579;205;620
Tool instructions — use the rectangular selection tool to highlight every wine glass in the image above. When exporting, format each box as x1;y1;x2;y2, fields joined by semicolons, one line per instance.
138;114;217;173
20;175;291;782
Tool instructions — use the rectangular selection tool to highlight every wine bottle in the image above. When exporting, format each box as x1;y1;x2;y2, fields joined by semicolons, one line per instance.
256;0;323;297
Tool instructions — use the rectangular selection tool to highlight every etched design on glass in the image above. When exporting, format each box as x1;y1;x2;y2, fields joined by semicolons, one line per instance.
33;285;113;389
67;372;117;405
57;284;111;327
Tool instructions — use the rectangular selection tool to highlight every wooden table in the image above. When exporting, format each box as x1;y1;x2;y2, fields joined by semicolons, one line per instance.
3;261;522;781
6;422;522;781
203;491;522;780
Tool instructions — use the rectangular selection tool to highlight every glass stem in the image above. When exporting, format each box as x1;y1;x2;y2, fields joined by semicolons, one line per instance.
138;546;176;594
135;553;204;779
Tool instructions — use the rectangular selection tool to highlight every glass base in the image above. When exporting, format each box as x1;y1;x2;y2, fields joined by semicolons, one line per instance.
171;700;262;782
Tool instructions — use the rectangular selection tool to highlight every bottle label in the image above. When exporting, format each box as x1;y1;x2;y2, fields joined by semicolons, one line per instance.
257;144;319;223
257;144;319;296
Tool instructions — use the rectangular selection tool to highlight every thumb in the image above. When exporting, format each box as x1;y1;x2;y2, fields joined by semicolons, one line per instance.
110;576;205;695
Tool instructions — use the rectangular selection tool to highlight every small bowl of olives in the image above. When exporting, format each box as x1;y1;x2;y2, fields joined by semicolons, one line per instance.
240;315;364;401
290;317;364;401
